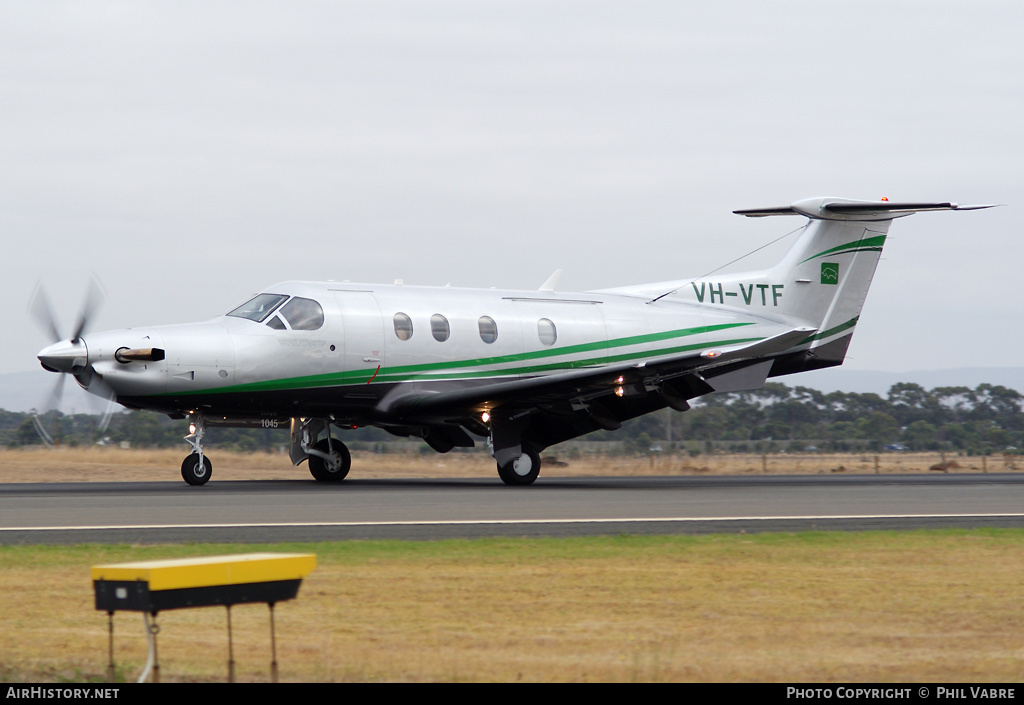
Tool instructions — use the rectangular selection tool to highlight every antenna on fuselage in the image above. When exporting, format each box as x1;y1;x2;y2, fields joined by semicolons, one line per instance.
538;269;563;292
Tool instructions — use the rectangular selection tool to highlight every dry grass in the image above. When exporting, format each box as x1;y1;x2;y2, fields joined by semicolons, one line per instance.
0;446;1016;483
2;533;1024;683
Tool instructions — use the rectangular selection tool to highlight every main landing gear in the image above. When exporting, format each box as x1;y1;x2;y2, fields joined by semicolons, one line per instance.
289;418;351;482
496;445;541;486
307;437;351;482
488;411;542;486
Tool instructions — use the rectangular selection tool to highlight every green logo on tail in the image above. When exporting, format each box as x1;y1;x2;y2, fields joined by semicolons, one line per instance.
821;262;839;285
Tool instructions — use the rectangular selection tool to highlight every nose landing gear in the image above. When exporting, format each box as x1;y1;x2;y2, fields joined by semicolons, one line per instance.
181;413;212;486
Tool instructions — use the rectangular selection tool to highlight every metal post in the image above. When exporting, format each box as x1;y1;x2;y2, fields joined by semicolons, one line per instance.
269;602;278;683
151;616;159;684
226;605;235;683
106;612;115;682
139;612;160;683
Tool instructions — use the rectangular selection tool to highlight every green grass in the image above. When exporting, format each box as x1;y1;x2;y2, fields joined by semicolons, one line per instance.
3;530;1024;682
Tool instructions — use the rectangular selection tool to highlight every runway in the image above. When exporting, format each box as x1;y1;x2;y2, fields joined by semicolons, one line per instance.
3;473;1024;544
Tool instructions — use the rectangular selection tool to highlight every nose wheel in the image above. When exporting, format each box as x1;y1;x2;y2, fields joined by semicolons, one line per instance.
181;453;213;486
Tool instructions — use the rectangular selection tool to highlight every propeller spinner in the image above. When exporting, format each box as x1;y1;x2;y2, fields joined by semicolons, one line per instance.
29;278;119;435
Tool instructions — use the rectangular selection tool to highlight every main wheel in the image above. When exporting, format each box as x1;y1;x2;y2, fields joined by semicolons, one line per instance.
181;453;212;486
308;438;351;481
497;446;541;486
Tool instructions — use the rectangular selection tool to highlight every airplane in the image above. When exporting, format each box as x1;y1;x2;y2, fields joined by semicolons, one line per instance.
33;197;993;486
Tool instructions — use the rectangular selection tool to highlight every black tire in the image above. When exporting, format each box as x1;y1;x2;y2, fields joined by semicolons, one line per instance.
497;446;541;486
309;438;351;481
181;453;212;486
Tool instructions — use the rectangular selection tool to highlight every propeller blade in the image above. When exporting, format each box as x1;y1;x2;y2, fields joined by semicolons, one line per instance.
71;276;105;343
27;374;68;447
28;283;61;343
96;402;117;434
91;374;119;434
30;414;55;448
45;373;67;414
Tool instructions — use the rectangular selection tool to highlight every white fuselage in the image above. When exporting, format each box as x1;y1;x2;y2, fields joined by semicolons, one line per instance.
80;280;794;418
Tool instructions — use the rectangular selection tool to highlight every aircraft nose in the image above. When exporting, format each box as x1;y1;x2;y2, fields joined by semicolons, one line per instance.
37;339;88;374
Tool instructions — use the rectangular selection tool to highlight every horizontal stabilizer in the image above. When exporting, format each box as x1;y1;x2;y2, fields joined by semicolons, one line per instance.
735;198;997;221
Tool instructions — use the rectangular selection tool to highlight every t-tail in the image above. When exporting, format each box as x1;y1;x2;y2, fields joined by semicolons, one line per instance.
729;197;995;376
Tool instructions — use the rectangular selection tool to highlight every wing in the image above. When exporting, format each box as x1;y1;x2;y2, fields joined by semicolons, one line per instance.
375;326;815;451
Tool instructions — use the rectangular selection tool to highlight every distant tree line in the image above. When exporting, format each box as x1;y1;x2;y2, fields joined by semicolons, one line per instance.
3;382;1022;455
605;382;1024;456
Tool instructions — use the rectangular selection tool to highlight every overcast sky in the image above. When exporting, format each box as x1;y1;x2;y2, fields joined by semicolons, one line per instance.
2;2;1021;400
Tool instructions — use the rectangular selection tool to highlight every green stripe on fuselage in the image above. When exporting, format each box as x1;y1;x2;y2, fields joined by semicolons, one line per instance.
377;335;764;383
164;321;759;396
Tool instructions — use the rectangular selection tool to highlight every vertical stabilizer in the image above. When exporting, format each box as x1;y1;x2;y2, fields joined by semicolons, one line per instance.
766;214;890;368
731;198;995;375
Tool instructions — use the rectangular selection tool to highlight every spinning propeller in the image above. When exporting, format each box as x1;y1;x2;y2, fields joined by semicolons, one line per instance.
29;278;119;442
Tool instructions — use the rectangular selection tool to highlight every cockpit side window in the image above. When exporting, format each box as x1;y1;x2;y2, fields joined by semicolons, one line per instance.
279;297;325;331
227;293;289;323
266;315;287;330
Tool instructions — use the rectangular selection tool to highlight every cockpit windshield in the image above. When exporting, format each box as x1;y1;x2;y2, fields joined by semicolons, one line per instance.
226;293;289;322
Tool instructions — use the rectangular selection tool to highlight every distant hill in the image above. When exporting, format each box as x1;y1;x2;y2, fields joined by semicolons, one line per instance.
3;366;1024;414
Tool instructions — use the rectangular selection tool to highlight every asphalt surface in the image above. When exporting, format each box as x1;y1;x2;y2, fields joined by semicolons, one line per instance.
3;473;1024;544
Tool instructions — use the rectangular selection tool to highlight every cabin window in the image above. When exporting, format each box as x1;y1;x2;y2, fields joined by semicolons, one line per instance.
280;297;324;331
227;293;289;323
538;318;557;346
266;315;286;330
431;314;450;342
393;312;413;340
478;316;498;344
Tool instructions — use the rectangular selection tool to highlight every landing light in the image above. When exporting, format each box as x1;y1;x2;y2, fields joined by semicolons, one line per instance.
614;386;625;397
481;412;490;423
188;424;197;435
